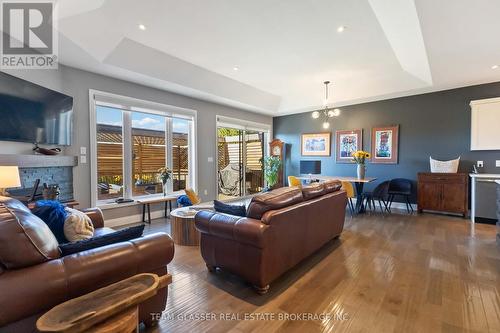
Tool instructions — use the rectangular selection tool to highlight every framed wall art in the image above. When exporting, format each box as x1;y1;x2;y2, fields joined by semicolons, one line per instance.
371;125;399;164
301;132;331;156
335;129;362;163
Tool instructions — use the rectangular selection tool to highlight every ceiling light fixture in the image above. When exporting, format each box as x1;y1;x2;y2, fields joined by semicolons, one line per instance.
337;26;346;33
311;81;341;126
138;24;146;31
233;66;239;71
492;65;499;70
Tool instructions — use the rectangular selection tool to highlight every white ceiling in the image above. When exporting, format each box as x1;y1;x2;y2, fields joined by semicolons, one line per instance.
52;0;500;115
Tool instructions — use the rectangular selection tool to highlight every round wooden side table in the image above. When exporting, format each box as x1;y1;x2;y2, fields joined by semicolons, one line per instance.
170;207;201;246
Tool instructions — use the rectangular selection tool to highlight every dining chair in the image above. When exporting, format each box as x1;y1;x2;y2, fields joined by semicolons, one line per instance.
287;176;302;188
363;181;389;213
387;178;414;213
341;181;356;217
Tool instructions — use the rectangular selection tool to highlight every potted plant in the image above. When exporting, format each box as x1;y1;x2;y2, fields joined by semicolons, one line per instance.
352;150;371;179
157;167;172;196
264;156;282;191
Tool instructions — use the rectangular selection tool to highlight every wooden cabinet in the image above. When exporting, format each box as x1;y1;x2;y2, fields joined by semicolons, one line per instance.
417;173;468;217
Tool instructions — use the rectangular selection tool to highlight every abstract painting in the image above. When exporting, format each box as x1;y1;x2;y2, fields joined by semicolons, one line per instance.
371;125;399;164
336;129;362;163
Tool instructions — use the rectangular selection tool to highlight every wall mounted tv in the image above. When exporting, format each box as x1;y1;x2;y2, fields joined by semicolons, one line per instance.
0;72;73;145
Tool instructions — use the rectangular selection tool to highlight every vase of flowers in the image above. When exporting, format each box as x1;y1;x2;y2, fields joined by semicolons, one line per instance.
157;167;172;196
352;150;371;179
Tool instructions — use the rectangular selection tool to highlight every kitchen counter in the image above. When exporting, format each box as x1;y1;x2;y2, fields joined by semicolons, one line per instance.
469;174;500;223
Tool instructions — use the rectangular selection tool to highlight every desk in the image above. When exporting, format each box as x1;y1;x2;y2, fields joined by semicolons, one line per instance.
297;176;377;213
469;173;500;223
136;194;180;224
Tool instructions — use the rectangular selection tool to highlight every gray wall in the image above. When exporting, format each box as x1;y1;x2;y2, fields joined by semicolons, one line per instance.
274;82;500;202
0;65;272;220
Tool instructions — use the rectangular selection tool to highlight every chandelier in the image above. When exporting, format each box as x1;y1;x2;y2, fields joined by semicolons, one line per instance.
311;81;341;129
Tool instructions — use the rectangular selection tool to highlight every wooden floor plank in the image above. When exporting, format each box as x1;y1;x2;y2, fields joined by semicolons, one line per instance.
138;212;499;333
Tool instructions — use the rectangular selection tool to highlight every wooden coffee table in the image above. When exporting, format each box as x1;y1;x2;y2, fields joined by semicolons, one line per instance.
170;207;203;246
36;273;171;333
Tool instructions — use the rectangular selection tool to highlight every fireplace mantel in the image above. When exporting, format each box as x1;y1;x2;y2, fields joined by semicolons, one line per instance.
0;154;78;168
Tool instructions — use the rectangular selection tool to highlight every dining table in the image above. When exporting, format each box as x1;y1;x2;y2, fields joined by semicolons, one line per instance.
296;175;377;213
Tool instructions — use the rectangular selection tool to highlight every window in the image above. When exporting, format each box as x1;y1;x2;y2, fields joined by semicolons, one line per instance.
172;118;190;191
131;111;166;196
96;106;123;201
90;91;196;207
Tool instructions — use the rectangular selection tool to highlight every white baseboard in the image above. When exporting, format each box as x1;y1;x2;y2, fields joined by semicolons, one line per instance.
385;201;417;211
105;210;166;228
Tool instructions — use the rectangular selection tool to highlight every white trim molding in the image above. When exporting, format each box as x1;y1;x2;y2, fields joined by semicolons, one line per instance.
216;115;272;132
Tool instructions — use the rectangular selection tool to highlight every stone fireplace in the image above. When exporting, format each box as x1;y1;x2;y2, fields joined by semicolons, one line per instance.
18;166;74;201
0;154;77;201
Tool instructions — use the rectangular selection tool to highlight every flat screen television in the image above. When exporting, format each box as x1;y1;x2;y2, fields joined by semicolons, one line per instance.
0;72;73;145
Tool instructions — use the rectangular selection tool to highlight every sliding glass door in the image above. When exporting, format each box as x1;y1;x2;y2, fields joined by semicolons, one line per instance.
217;126;266;200
244;130;265;195
217;127;243;199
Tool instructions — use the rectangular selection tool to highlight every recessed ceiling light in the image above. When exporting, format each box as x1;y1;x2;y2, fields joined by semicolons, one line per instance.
492;65;499;70
233;66;239;71
337;26;346;33
138;24;146;31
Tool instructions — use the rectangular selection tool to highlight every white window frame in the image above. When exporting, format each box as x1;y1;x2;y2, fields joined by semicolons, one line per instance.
215;115;271;199
89;89;197;208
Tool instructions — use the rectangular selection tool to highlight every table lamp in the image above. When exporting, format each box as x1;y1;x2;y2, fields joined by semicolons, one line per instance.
0;166;21;196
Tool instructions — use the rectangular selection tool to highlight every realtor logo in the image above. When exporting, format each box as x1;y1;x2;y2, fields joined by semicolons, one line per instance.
1;0;58;69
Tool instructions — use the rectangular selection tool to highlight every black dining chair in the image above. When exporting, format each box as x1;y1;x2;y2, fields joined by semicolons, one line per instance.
363;181;390;213
387;178;414;213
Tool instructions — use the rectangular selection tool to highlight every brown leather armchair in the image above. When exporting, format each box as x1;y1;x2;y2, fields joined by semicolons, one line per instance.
195;181;346;294
0;196;174;332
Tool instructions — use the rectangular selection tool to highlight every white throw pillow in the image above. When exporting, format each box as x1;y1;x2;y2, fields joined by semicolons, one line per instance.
64;208;94;242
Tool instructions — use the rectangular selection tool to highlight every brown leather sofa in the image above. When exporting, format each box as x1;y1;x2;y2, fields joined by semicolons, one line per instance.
0;196;174;332
195;180;346;294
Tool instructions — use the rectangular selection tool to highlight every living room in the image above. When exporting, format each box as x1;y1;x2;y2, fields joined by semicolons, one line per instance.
0;1;499;332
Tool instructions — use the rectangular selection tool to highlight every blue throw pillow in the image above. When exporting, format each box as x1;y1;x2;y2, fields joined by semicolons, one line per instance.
59;225;145;256
177;195;193;207
213;200;246;217
31;200;68;243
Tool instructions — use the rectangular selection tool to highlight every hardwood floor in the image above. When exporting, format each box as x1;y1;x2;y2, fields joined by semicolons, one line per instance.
142;212;500;333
